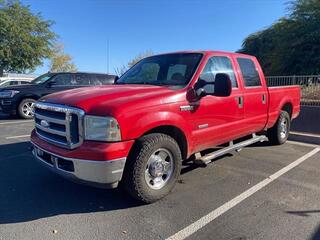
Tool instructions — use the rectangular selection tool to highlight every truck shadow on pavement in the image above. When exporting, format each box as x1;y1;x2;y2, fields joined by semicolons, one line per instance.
311;225;320;240
286;210;320;217
0;141;142;224
0;140;276;224
286;210;320;239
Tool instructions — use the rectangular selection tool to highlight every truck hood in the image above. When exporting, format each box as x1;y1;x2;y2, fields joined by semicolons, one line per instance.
40;85;184;116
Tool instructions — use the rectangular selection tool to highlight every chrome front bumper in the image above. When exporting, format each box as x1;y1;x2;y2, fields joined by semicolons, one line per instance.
31;143;127;189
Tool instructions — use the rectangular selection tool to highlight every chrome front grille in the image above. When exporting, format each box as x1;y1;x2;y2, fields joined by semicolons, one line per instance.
34;102;85;149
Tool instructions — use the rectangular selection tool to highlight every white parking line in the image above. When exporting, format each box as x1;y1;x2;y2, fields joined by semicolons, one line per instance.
287;140;320;148
0;120;33;125
5;135;30;139
166;147;320;240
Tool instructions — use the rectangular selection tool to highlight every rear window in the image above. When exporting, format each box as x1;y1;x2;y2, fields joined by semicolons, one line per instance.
237;58;261;87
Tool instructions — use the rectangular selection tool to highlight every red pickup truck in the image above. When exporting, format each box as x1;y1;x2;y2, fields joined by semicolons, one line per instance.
30;51;300;203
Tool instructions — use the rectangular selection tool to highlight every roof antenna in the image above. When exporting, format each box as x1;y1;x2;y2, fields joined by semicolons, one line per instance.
107;39;110;74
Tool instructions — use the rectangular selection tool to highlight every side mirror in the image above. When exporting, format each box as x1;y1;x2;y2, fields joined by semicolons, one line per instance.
186;87;207;102
214;73;232;97
113;76;119;84
191;73;232;101
195;87;207;98
193;78;211;100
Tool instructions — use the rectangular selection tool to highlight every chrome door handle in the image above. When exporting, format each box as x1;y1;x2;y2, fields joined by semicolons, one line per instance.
262;94;266;104
235;96;243;108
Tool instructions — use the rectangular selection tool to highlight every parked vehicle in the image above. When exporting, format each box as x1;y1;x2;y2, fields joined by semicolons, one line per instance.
0;79;32;87
0;72;118;119
30;51;300;203
0;73;36;82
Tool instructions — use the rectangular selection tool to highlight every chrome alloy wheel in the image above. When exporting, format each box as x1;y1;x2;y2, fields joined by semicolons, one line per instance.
280;117;288;139
22;101;35;117
145;148;174;190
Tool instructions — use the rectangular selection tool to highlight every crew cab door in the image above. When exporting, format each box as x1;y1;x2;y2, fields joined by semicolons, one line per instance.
192;55;245;150
235;57;268;133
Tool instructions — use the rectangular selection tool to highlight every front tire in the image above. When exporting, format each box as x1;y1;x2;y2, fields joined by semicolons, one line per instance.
18;98;36;119
123;133;182;203
267;111;291;145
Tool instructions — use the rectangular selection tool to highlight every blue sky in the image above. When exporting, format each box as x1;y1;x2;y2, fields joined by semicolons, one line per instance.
22;0;288;75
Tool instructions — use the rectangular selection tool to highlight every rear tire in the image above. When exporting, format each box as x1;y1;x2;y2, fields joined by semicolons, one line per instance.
18;98;36;119
123;133;182;203
267;111;291;145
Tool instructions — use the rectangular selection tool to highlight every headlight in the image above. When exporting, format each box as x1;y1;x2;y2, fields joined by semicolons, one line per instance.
0;90;20;98
84;116;121;142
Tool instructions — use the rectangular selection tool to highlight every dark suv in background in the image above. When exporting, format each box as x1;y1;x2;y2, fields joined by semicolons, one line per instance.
0;72;118;119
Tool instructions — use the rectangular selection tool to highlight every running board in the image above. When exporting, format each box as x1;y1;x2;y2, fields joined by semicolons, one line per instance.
195;134;268;165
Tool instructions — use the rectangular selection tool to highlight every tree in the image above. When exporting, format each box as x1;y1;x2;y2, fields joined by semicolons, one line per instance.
115;50;153;76
49;43;77;72
238;0;320;75
0;0;56;76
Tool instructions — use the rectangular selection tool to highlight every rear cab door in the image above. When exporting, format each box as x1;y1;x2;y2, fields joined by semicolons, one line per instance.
234;55;268;134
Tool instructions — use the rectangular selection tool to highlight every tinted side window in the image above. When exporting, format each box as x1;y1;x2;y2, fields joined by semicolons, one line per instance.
91;74;115;85
52;74;73;86
237;58;261;87
74;74;90;85
1;82;10;87
100;75;116;85
10;81;19;85
90;74;103;85
198;56;237;94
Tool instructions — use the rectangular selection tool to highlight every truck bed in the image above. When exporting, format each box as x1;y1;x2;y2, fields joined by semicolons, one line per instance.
267;85;301;129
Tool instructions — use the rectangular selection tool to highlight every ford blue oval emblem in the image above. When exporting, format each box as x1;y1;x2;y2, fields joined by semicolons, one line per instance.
40;120;50;128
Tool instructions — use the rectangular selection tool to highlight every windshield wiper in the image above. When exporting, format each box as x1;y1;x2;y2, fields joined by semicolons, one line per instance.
133;81;165;85
117;81;157;85
130;82;149;84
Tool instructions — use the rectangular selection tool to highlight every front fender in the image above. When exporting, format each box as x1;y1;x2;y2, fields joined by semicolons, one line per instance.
119;110;193;151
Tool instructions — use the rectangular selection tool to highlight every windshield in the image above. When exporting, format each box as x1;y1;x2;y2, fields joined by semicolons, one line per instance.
117;53;203;87
31;73;54;84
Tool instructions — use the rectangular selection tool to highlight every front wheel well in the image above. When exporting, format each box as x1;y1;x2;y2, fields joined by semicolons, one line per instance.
281;102;293;119
141;125;188;160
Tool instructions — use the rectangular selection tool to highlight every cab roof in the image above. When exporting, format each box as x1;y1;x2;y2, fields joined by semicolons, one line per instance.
153;50;255;59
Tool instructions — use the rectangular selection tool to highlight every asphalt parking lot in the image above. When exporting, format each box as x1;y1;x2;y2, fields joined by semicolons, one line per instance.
1;114;320;240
